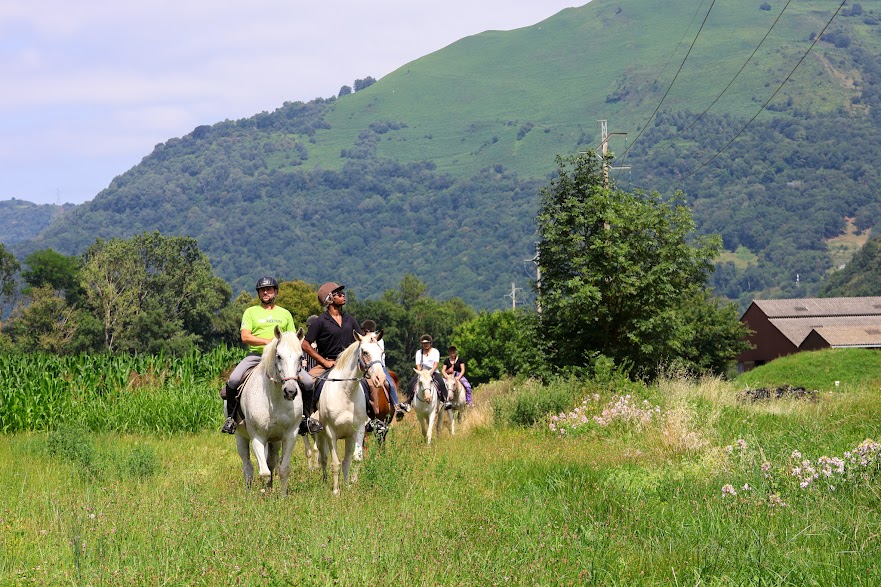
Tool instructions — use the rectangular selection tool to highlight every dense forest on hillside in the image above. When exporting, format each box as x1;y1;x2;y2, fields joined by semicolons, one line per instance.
628;108;880;307
20;98;880;310
0;200;72;245
20;99;544;307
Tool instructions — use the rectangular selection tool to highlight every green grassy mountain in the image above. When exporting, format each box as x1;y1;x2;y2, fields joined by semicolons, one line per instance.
12;0;881;308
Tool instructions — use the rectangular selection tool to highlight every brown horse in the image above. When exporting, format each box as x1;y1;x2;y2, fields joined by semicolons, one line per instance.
355;368;400;460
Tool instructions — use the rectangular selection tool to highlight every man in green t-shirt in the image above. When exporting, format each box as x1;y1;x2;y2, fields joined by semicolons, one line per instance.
221;276;300;434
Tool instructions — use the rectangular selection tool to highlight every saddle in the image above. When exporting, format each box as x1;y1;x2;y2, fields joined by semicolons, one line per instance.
220;369;258;425
311;369;378;419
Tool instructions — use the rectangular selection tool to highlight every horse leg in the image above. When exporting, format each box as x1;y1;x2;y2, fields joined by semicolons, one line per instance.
236;434;254;489
418;414;429;443
342;435;357;485
426;412;435;446
304;432;318;472
278;432;298;497
353;428;365;462
323;431;342;495
250;436;272;485
435;406;443;439
318;432;329;480
266;441;280;490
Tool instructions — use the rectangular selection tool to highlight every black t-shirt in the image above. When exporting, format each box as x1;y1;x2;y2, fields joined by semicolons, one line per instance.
305;311;363;360
444;357;465;372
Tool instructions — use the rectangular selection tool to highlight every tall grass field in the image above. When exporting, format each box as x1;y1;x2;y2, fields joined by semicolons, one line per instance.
1;349;880;585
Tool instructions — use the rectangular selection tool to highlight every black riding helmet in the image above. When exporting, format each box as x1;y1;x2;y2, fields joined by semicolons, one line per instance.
255;276;279;291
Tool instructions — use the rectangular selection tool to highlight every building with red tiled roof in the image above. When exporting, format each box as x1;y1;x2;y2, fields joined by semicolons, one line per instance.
737;297;881;371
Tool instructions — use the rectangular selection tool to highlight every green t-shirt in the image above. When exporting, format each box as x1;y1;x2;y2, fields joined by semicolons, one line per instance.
241;305;296;353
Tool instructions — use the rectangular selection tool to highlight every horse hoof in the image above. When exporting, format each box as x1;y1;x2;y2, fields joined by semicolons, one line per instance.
353;447;364;462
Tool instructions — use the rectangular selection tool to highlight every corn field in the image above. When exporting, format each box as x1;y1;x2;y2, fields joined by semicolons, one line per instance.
0;346;241;433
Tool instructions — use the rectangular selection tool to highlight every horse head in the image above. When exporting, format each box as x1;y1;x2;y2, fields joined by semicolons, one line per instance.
354;331;385;390
414;368;436;403
266;325;306;400
443;373;457;395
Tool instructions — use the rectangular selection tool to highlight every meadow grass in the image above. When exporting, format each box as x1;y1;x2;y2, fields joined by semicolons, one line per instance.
737;348;881;393
2;365;881;585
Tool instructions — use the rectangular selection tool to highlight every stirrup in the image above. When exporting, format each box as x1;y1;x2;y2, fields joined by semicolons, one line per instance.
394;407;405;421
305;417;323;434
221;417;237;434
370;419;388;435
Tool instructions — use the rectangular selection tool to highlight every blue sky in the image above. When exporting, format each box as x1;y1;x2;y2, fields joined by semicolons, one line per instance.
1;0;581;205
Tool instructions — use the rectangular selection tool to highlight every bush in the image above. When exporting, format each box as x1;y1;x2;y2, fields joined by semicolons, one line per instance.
47;426;98;477
492;377;581;427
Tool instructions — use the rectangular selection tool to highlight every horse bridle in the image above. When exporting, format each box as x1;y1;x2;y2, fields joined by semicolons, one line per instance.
316;348;383;383
417;375;438;402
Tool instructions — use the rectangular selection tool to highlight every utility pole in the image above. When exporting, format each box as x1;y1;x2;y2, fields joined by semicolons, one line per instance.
527;243;541;316
505;282;522;310
597;120;630;187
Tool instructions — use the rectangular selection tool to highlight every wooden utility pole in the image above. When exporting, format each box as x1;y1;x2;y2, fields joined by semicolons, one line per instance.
597;120;630;187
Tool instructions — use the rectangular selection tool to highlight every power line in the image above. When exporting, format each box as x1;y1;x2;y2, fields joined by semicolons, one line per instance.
680;0;793;136
684;0;848;178
606;0;710;122
620;0;719;161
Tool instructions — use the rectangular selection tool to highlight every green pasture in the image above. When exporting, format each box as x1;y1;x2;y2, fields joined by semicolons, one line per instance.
1;349;881;584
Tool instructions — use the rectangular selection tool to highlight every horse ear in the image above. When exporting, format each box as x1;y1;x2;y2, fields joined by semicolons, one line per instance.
354;330;363;342
296;326;305;339
275;325;282;339
376;329;383;341
413;367;420;374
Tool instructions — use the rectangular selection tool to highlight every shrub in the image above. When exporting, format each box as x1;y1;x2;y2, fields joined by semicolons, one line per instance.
492;377;581;427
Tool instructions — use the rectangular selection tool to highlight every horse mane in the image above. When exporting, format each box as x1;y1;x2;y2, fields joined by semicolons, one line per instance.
335;339;360;370
258;334;281;374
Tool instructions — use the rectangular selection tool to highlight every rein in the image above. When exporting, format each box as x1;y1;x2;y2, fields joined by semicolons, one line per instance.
316;359;383;382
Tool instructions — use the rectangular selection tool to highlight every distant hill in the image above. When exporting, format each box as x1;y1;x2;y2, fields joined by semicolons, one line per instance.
0;199;75;245
10;0;881;308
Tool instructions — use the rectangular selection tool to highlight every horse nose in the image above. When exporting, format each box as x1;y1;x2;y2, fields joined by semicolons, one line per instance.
283;380;299;401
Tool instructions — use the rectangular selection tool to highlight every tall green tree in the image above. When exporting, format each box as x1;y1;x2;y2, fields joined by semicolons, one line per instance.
451;309;542;385
535;152;735;377
7;284;88;354
80;232;228;353
0;244;20;327
22;249;84;305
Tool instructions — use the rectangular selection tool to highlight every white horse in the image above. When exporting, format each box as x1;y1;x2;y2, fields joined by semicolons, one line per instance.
442;372;467;436
234;326;305;496
317;332;385;494
412;368;442;445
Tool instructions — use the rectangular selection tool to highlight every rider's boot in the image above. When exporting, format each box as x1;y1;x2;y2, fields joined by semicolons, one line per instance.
221;385;238;434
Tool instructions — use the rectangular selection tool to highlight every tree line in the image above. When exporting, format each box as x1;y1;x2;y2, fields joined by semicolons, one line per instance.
1;154;751;383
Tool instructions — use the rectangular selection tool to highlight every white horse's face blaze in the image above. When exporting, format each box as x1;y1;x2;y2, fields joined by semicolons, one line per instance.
416;370;434;402
275;332;303;401
358;338;384;390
